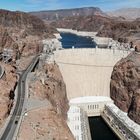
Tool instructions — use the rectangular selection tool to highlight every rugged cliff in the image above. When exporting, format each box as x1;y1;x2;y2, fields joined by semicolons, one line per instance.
0;63;17;127
51;15;111;32
30;63;69;118
51;15;140;43
97;18;140;42
30;7;106;21
18;63;74;139
107;8;140;20
110;49;140;124
0;9;56;57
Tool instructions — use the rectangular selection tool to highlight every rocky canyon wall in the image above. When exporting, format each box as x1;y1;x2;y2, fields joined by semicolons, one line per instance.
18;63;74;140
110;50;140;124
0;9;56;58
0;63;17;127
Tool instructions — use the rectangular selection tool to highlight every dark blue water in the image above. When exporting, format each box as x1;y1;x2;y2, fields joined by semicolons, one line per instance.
89;117;119;140
60;33;96;48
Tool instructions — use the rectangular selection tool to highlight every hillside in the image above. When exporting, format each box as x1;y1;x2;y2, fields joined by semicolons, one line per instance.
18;63;74;139
51;15;140;43
30;7;107;21
0;9;56;57
107;8;140;20
51;15;112;31
110;48;140;124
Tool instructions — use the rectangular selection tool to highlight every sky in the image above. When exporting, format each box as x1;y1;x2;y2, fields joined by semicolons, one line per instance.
0;0;140;12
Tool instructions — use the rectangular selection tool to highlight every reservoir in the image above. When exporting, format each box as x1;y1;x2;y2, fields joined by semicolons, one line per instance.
60;33;96;48
89;117;119;140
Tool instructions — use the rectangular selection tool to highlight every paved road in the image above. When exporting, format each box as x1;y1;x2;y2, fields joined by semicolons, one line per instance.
0;55;39;140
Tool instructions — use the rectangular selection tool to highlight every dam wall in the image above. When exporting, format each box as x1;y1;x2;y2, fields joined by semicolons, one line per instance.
54;48;130;100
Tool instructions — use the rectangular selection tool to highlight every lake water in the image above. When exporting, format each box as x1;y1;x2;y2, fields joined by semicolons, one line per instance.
60;33;96;48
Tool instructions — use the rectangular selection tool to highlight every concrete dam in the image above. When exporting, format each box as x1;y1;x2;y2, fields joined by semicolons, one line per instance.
54;48;129;99
51;48;140;140
45;31;140;140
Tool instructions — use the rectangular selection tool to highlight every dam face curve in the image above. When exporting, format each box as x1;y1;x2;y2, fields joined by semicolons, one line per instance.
54;48;130;100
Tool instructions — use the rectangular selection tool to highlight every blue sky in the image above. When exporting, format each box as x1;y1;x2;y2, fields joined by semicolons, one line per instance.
0;0;140;12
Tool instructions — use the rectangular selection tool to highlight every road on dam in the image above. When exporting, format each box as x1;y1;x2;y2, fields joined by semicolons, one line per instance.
0;55;39;140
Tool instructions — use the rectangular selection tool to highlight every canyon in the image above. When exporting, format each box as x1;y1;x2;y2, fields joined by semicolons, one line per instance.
0;63;17;128
30;7;107;21
18;63;74;139
0;6;140;140
0;9;56;58
51;15;140;44
0;9;73;140
110;44;140;124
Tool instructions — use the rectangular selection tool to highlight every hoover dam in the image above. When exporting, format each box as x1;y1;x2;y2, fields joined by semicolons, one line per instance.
52;47;140;140
54;48;129;99
44;31;140;140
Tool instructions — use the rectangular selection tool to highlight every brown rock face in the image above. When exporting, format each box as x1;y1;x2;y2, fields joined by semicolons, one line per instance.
128;89;140;124
18;107;74;140
0;9;55;37
0;9;56;57
30;63;69;118
18;63;74;139
0;62;17;127
110;51;140;124
51;15;140;43
107;8;140;20
30;7;106;21
51;15;111;32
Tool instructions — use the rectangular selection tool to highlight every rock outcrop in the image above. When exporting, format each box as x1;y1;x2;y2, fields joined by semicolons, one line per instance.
0;63;17;127
30;7;107;21
97;18;140;42
0;9;56;58
110;49;140;124
30;63;69;118
107;8;140;20
51;15;111;32
18;63;74;139
51;15;140;43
